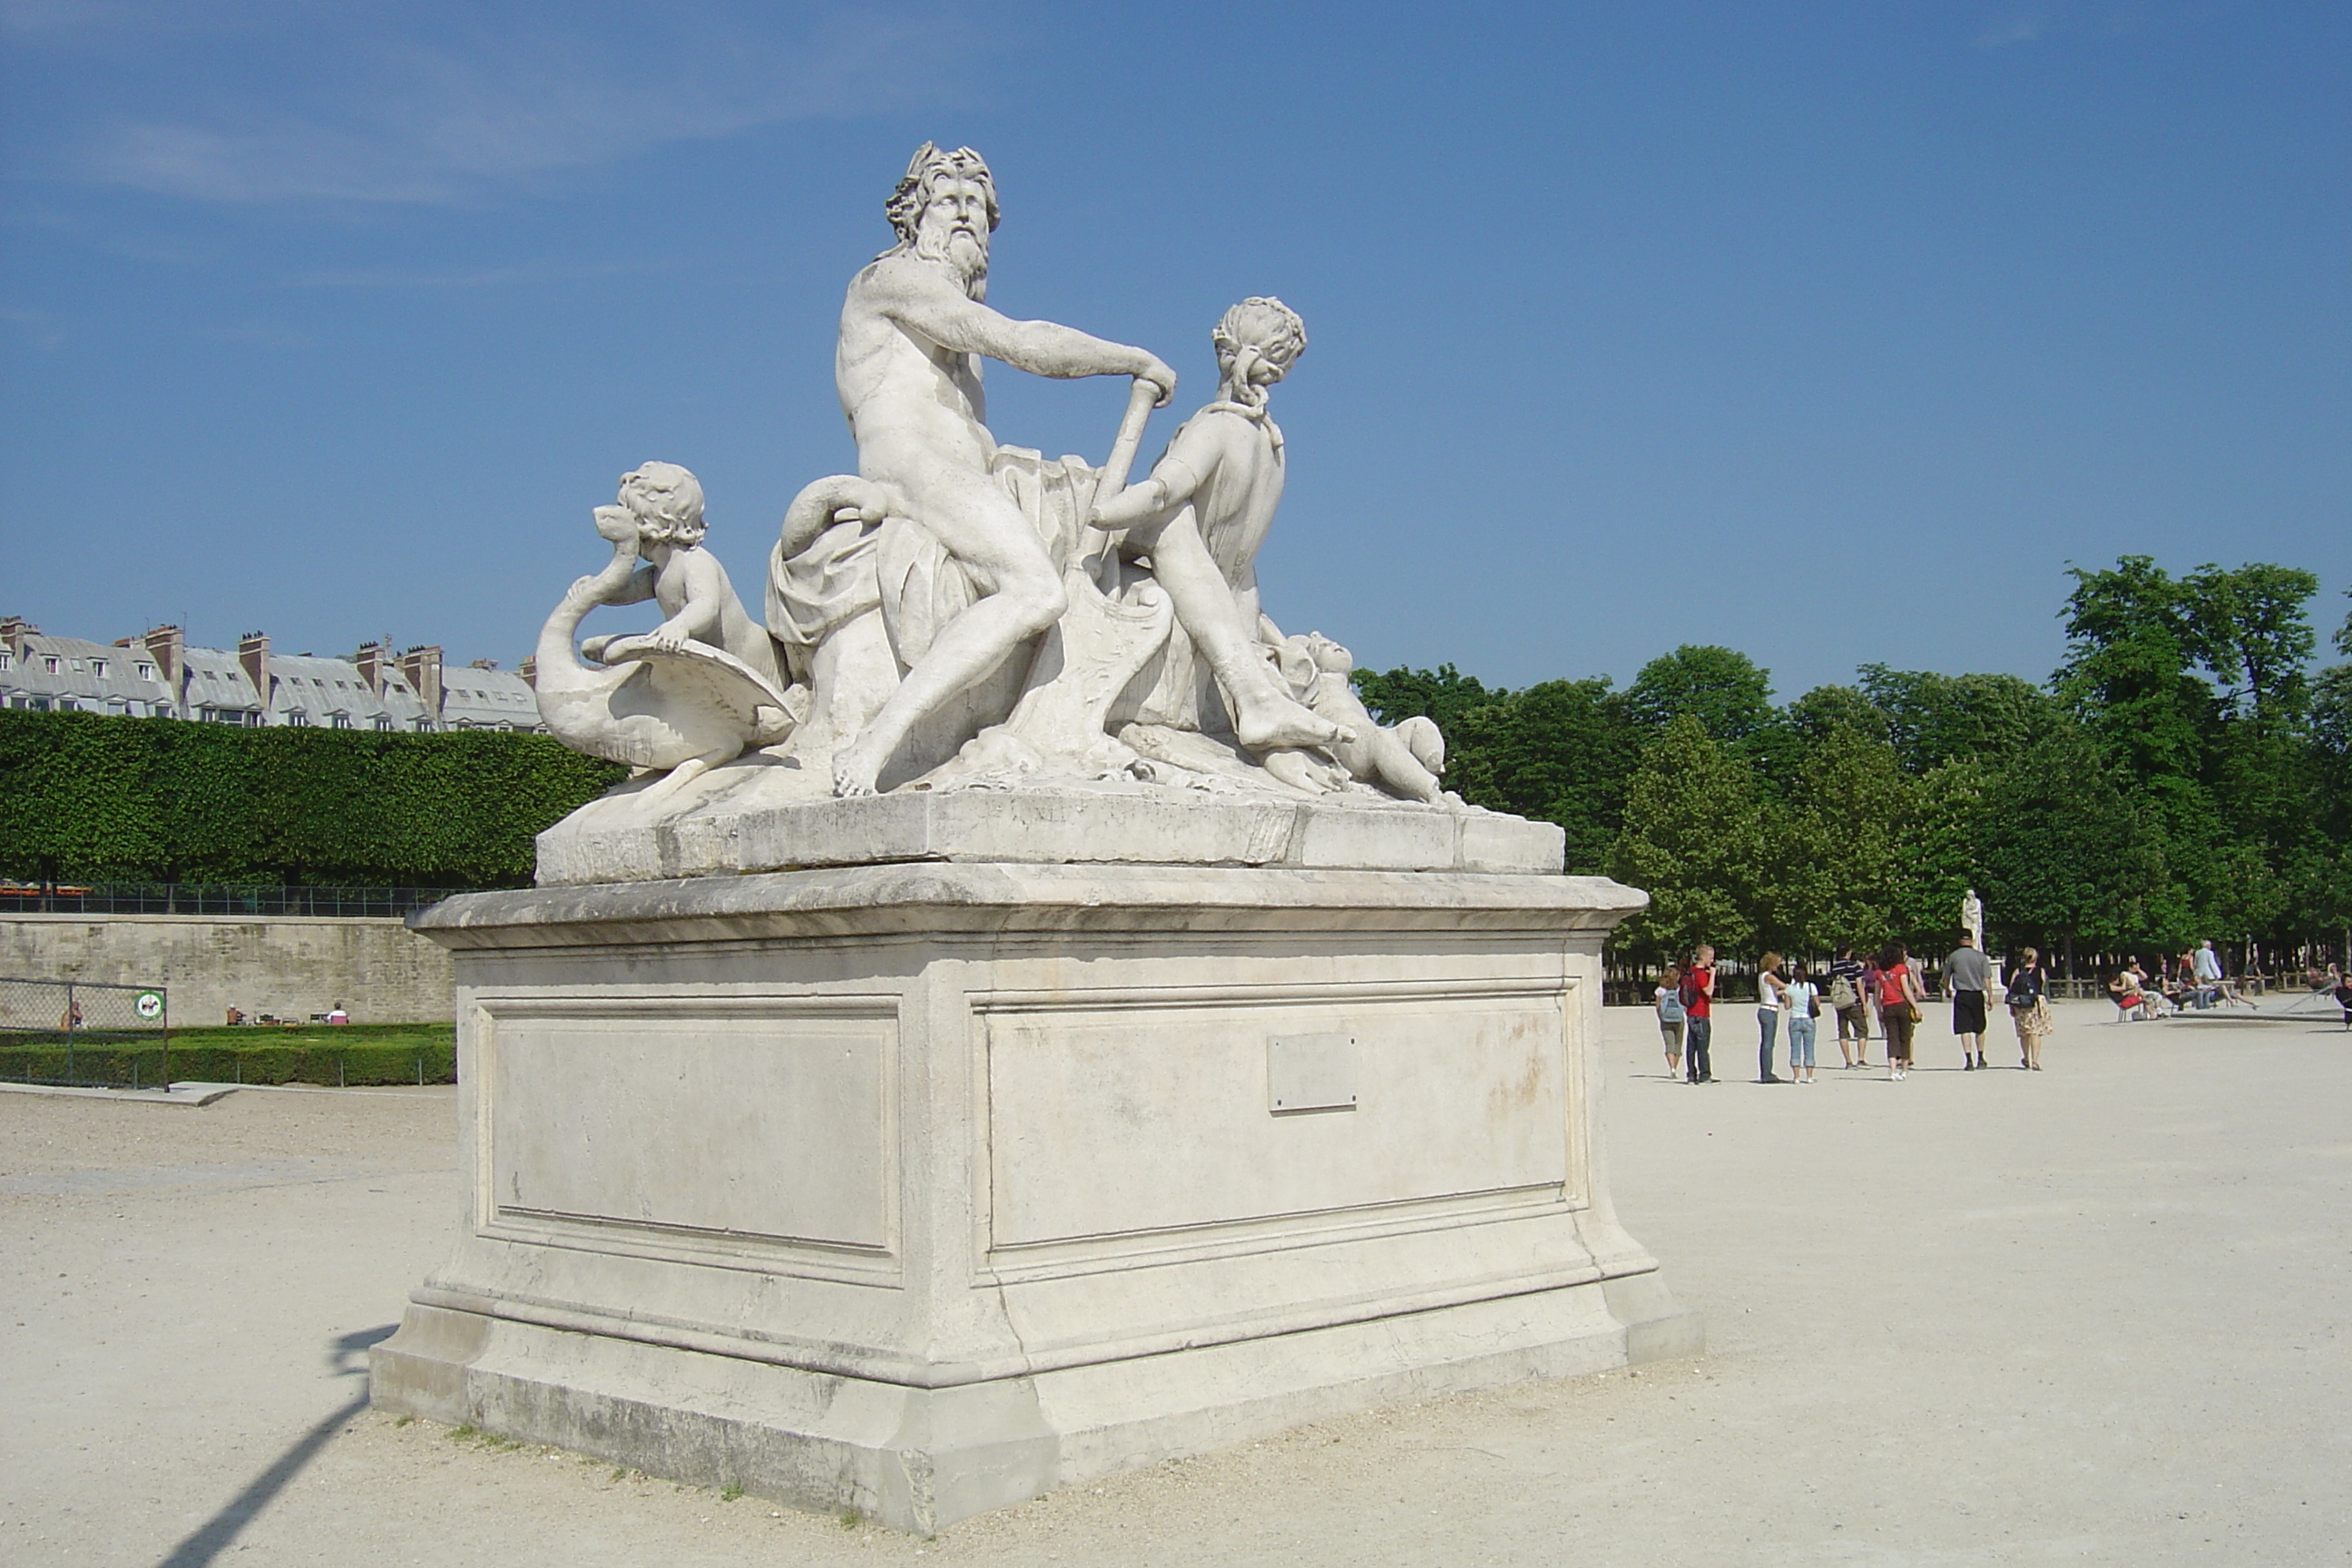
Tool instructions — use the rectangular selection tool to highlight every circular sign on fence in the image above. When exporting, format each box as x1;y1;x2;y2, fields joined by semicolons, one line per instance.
134;990;164;1021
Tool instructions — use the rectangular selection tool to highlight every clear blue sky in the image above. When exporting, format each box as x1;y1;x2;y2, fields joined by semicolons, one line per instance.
5;1;2346;700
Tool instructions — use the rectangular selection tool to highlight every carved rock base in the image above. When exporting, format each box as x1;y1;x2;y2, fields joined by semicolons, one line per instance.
371;865;1699;1533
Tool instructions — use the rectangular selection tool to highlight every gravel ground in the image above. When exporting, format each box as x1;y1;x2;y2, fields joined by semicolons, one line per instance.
3;999;2347;1566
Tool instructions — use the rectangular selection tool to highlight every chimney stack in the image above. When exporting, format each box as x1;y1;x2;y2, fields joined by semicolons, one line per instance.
237;631;272;715
140;625;188;709
0;616;35;662
518;655;538;689
397;644;444;719
353;640;389;696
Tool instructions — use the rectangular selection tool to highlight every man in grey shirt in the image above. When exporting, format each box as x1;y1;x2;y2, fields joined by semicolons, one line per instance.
1947;932;1992;1071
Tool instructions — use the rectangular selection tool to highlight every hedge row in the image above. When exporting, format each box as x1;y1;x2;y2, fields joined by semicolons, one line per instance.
0;710;624;885
0;1041;456;1087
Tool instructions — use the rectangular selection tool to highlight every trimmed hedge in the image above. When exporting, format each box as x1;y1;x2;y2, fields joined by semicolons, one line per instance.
0;710;623;886
0;1022;457;1087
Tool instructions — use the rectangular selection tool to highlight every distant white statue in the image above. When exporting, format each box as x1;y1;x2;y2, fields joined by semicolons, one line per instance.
1962;888;1984;950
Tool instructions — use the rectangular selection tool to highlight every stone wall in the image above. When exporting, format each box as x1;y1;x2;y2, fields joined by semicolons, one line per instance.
0;915;454;1025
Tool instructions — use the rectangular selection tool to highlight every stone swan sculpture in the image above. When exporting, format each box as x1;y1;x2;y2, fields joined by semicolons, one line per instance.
534;499;799;805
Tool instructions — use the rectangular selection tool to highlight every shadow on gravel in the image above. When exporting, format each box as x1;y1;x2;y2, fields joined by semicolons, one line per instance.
153;1324;397;1568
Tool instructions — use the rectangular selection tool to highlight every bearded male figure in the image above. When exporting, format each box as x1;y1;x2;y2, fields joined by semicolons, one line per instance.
824;143;1176;797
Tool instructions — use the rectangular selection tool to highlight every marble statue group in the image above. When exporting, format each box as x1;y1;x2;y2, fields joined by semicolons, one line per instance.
384;143;1687;1533
536;143;1454;810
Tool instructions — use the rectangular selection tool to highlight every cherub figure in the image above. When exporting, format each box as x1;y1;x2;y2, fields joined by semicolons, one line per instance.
584;462;785;688
1088;298;1346;754
1271;632;1448;804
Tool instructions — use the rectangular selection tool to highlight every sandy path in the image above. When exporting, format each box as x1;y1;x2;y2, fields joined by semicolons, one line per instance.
3;1001;2346;1565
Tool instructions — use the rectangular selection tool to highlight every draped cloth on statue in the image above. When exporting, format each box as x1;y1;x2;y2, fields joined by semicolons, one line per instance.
767;446;1102;681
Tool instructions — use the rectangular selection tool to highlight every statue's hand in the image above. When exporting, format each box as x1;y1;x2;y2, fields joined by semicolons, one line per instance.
1135;355;1177;407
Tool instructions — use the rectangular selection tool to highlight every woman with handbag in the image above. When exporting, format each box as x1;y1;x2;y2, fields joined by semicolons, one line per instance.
1877;941;1926;1079
2007;946;2053;1070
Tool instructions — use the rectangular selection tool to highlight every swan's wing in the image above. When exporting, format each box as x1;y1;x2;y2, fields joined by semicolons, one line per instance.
594;636;805;737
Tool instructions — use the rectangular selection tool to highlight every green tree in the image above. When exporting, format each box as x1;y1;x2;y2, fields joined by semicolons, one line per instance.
2180;562;2319;738
1756;725;1911;955
1786;683;1889;747
1857;665;2058;774
1608;714;1766;964
2054;555;2210;783
1349;663;1503;741
1621;645;1777;747
1971;724;2173;957
1445;678;1638;875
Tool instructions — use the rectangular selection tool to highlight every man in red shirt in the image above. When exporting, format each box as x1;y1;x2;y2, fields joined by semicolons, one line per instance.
1681;945;1717;1083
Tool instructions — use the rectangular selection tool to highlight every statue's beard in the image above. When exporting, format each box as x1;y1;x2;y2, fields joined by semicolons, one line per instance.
914;227;989;298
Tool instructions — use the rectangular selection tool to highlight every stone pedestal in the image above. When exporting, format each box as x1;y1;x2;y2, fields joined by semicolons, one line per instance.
371;858;1698;1532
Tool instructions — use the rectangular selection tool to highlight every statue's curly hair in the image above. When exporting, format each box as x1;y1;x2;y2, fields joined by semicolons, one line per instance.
1211;297;1307;369
619;462;706;546
886;142;1000;246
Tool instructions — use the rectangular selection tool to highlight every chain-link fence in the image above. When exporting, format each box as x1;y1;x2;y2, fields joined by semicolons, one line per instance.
0;884;471;917
0;976;170;1089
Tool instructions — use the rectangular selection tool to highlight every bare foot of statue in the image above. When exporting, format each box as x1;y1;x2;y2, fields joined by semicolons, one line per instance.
1234;691;1351;753
831;737;887;797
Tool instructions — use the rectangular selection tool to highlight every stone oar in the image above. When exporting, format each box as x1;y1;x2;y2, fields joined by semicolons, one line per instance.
1078;375;1162;586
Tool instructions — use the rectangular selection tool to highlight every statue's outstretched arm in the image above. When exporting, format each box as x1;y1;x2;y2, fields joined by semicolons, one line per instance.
873;260;1174;399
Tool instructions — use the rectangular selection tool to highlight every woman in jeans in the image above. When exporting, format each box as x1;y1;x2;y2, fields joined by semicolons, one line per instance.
1784;960;1820;1083
1877;941;1926;1079
1654;963;1686;1079
1755;952;1790;1083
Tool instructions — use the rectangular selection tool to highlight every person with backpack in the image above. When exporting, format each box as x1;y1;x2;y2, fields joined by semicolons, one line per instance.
1681;946;1716;1083
1827;944;1869;1068
1654;963;1687;1079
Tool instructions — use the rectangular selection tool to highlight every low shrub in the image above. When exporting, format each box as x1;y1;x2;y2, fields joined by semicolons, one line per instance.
0;1023;456;1086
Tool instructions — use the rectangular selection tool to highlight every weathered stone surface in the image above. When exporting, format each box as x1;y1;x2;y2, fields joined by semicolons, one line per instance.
373;863;1695;1531
533;781;1567;886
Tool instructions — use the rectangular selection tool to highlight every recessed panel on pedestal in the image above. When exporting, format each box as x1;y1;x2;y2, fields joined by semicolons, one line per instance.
480;1000;897;1264
977;976;1574;1255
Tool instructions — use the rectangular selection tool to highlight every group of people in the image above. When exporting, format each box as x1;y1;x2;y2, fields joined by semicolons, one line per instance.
1652;935;2058;1084
2106;940;2249;1019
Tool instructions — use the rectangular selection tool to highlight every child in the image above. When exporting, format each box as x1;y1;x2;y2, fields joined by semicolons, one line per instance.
593;462;785;689
1088;299;1342;755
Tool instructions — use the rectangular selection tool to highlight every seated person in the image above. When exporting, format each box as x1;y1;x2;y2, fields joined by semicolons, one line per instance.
1088;298;1342;754
2110;967;2149;1022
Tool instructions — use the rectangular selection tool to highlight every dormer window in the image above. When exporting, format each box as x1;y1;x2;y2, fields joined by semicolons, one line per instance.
136;662;156;681
90;659;107;677
44;656;59;673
